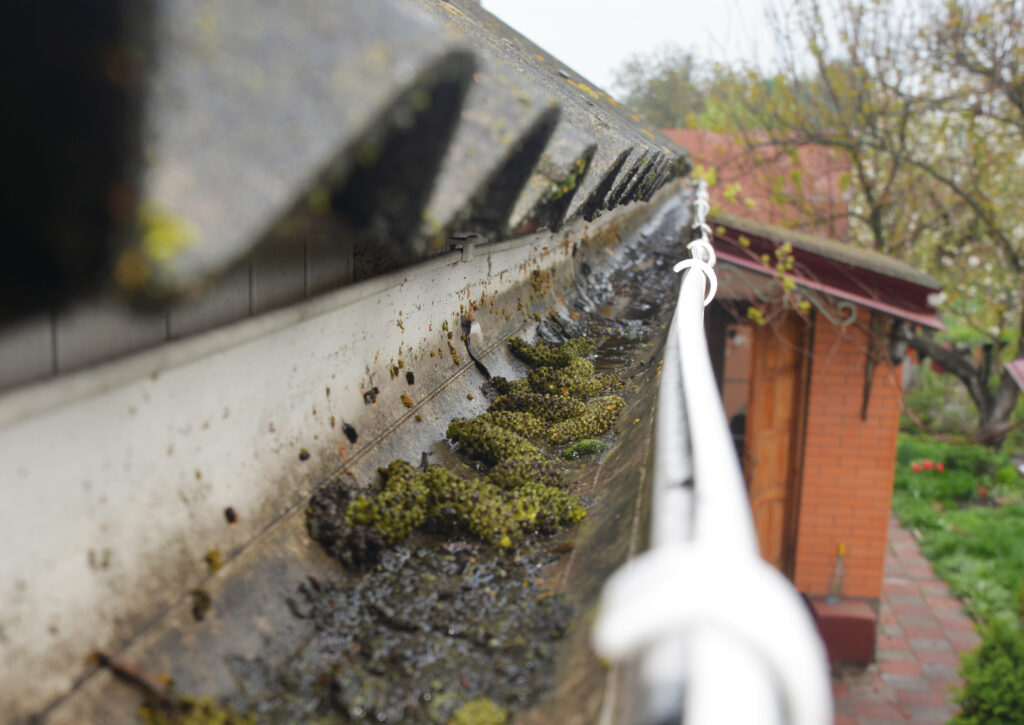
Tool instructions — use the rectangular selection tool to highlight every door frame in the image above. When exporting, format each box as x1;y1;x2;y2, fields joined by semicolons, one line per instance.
742;311;813;579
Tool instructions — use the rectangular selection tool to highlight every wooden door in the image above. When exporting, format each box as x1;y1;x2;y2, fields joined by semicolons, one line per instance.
743;314;809;576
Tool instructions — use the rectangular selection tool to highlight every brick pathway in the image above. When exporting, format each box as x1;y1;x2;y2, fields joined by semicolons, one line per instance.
832;515;982;724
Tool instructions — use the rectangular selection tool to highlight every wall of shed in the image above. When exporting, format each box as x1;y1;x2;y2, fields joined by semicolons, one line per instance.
793;318;902;600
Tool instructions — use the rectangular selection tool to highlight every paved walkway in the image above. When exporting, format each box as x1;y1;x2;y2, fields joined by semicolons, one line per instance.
832;515;982;724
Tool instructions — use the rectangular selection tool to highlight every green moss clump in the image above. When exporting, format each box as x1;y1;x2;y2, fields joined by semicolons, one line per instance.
508;336;595;368
489;376;533;396
548;395;625;444
447;417;543;465
451;697;508;725
346;460;429;544
142;697;255;725
476;410;546;438
562;439;609;459
423;468;519;547
528;358;622;399
491;393;587;422
337;458;586;551
484;456;563;490
511;481;587;532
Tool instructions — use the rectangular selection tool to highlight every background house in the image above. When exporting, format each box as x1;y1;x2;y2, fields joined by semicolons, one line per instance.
672;128;944;663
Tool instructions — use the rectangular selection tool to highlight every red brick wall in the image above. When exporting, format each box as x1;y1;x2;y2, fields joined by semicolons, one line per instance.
793;318;902;599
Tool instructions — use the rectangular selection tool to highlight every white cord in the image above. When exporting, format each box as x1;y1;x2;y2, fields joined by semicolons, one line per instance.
675;181;717;306
673;258;717;305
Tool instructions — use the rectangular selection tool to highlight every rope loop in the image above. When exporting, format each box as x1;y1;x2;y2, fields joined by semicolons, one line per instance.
687;238;716;266
672;258;717;306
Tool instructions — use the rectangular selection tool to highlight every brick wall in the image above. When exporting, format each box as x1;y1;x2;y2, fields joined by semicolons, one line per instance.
793;318;902;599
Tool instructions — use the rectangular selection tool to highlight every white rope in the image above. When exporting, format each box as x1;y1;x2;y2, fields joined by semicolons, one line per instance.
673;258;717;305
592;181;833;725
675;181;718;306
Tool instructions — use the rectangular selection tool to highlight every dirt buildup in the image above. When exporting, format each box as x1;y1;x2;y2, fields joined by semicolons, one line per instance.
306;480;385;569
222;545;570;724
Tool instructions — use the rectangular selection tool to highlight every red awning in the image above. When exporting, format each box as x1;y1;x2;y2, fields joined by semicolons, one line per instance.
711;216;944;330
716;248;944;330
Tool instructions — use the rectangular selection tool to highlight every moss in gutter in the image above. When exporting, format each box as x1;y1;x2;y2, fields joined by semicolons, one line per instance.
141;697;254;725
562;439;609;459
507;336;595;368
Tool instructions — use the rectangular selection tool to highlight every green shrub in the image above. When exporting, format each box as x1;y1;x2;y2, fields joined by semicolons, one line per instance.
996;464;1022;489
952;617;1024;725
946;443;1010;477
896;434;952;466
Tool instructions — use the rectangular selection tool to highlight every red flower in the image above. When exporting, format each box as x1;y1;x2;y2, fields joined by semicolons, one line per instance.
923;460;935;471
936;462;945;472
912;463;922;473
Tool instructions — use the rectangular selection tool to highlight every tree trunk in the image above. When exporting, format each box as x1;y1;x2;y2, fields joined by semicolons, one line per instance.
976;373;1020;447
908;335;1020;447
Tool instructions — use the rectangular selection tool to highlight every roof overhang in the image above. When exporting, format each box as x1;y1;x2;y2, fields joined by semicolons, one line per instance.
712;218;944;330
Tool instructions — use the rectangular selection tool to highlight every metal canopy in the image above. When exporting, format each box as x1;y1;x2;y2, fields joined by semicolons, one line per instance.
713;215;944;330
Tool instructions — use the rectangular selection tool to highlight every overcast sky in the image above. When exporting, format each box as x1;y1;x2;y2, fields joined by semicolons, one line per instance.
481;0;772;95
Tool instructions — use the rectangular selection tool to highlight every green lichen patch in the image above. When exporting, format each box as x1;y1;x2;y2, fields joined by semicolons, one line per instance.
507;336;595;368
547;395;625;445
562;439;609;459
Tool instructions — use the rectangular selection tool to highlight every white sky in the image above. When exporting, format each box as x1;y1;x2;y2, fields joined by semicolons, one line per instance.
481;0;773;96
